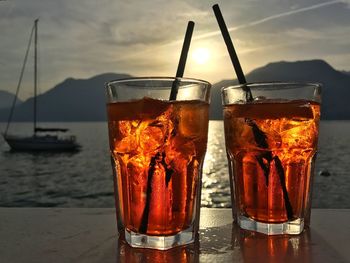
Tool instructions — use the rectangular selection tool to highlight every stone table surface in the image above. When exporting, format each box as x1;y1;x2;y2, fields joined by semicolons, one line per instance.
0;208;349;263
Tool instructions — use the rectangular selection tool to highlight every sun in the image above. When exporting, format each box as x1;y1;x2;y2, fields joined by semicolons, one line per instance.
192;47;210;65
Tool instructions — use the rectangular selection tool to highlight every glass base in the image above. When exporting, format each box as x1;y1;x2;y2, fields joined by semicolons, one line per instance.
125;227;194;250
238;216;304;235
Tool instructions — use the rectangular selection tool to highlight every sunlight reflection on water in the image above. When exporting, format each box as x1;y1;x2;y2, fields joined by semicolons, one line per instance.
0;121;349;208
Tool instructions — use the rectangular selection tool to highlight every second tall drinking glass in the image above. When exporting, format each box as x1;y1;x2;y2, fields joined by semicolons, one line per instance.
222;82;321;235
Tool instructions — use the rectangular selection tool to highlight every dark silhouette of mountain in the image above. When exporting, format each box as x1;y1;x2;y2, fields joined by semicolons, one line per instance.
0;90;22;109
0;60;349;122
0;73;131;122
210;60;350;120
341;70;350;76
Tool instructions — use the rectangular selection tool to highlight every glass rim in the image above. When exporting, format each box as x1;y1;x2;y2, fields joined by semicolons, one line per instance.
221;81;322;92
106;76;211;87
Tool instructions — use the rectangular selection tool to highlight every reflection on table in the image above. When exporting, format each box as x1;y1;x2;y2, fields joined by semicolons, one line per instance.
116;223;320;263
0;208;348;262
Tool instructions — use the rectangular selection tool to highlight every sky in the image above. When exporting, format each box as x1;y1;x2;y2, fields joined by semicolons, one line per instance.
0;0;349;99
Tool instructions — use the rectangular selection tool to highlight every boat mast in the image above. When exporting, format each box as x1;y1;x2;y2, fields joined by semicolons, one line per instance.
34;18;38;135
3;20;35;137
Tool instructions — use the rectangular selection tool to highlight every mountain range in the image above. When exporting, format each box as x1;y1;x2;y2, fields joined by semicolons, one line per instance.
0;90;22;110
210;59;350;119
0;59;349;121
0;73;130;121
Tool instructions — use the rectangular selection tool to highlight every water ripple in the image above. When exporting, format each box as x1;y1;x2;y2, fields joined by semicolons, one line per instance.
0;121;349;208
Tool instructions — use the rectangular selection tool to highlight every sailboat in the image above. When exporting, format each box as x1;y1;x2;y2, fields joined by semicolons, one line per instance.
2;19;80;151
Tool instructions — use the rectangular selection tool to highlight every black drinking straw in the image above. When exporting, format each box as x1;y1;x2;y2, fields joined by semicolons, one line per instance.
139;21;195;234
212;4;253;101
169;21;195;100
212;4;293;220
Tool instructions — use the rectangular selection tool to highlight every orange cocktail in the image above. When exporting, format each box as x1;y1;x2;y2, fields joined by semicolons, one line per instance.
108;98;208;235
222;83;321;235
106;77;211;249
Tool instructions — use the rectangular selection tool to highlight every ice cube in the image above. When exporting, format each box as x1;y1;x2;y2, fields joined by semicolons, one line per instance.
119;120;132;136
166;136;196;164
255;120;282;149
139;124;165;152
114;135;138;154
280;121;317;149
112;120;139;153
266;130;282;149
138;107;175;150
127;155;150;186
177;102;208;138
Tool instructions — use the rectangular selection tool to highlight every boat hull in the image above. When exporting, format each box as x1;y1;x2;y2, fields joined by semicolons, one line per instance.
4;136;80;152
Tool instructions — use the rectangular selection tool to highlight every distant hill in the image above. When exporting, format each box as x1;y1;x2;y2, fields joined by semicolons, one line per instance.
210;60;350;119
0;60;349;122
341;70;350;76
0;90;22;109
0;73;131;121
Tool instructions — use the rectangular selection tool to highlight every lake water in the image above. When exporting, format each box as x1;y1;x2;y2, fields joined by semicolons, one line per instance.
0;121;349;208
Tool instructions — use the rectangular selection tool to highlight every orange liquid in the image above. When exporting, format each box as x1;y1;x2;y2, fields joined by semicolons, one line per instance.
238;229;311;263
224;100;320;223
107;97;208;235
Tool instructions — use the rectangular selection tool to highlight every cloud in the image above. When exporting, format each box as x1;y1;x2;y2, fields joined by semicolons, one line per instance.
340;0;350;5
116;0;349;70
0;0;349;98
191;0;344;41
286;28;324;40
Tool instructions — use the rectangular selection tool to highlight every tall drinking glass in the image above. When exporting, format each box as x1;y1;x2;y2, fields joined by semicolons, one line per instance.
106;77;211;249
222;82;321;235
